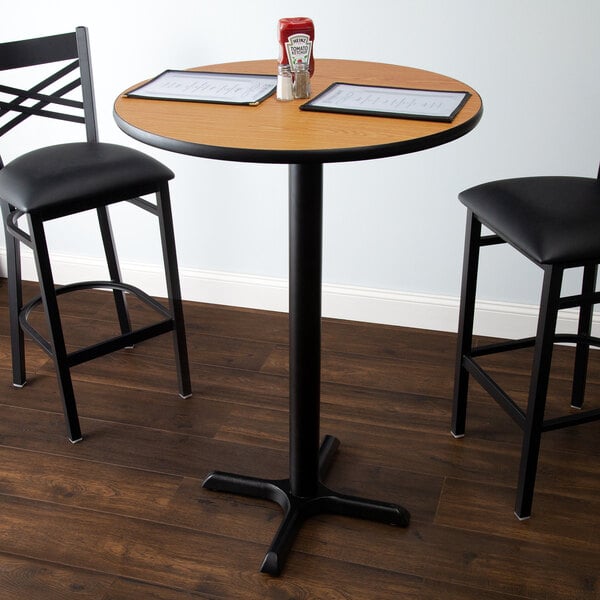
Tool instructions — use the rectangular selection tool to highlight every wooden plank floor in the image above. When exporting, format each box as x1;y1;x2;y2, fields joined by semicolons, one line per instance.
0;278;598;599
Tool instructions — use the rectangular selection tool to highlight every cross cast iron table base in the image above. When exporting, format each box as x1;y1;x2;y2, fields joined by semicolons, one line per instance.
202;434;410;576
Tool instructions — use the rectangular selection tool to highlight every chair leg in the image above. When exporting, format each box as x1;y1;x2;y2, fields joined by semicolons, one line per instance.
155;183;192;399
97;205;132;335
451;210;482;438
28;215;82;443
570;264;597;409
515;265;563;519
1;202;27;387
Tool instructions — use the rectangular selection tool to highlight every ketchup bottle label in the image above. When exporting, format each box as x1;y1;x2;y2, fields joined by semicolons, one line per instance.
285;33;313;69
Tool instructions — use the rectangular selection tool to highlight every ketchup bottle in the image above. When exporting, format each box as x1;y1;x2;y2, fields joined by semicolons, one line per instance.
278;17;315;76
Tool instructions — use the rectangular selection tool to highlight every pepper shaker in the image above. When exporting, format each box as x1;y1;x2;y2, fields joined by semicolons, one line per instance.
293;62;311;99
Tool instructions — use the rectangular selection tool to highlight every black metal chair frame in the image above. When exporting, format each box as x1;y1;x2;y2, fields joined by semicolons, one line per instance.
0;27;191;442
452;189;600;519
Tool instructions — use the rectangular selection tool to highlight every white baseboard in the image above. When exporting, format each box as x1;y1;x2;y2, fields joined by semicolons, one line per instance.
0;248;596;339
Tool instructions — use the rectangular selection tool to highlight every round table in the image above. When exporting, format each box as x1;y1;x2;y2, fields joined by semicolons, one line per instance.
114;58;483;575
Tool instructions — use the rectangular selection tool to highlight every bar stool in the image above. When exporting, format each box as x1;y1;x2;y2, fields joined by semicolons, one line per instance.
451;166;600;519
0;27;191;442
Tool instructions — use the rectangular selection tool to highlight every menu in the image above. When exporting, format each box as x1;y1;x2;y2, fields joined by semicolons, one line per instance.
126;70;277;106
300;82;470;122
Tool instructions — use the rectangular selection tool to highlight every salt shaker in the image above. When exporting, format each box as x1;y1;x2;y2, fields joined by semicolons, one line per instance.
276;63;293;101
293;62;311;99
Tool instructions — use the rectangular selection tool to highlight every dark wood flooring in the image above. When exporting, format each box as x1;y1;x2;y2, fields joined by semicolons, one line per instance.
0;279;598;599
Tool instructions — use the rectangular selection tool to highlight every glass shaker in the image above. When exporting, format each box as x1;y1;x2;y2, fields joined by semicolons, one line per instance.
293;62;311;99
276;63;293;101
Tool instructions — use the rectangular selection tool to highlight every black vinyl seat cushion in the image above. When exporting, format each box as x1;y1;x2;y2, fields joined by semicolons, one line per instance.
459;176;600;265
0;142;174;216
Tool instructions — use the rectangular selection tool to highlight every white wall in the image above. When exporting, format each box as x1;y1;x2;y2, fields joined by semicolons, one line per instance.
1;1;599;335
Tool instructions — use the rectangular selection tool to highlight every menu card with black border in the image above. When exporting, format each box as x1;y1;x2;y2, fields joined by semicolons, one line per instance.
126;70;277;106
300;82;470;122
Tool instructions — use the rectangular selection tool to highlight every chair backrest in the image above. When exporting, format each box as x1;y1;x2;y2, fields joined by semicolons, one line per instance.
0;26;98;167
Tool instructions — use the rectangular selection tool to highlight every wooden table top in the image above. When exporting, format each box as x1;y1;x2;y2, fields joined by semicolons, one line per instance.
113;59;483;164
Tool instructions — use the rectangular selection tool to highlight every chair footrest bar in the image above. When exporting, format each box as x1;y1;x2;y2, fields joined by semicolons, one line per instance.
465;355;600;433
471;334;600;360
66;319;174;367
22;280;171;318
543;407;600;431
18;280;175;363
470;337;536;358
553;333;600;348
463;356;526;427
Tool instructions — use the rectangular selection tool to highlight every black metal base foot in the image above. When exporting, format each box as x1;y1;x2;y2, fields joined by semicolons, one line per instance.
202;435;410;575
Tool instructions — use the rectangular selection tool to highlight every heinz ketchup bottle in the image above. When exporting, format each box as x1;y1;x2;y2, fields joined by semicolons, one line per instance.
278;17;315;76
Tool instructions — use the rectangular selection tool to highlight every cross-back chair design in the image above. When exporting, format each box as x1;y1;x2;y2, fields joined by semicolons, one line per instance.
452;164;600;519
0;27;191;442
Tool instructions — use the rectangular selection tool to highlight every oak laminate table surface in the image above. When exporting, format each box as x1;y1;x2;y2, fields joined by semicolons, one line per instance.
114;58;482;163
114;58;483;576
